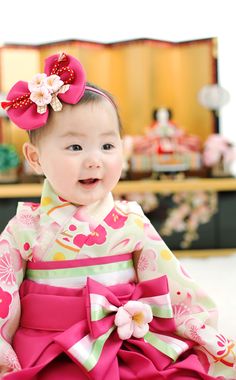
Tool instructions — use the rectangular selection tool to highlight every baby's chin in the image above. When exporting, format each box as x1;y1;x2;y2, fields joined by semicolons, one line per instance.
70;194;103;207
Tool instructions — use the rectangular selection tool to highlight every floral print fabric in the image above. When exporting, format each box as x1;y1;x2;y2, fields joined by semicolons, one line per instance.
0;179;235;378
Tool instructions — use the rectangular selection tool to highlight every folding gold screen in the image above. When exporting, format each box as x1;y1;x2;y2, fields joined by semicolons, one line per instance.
0;38;217;157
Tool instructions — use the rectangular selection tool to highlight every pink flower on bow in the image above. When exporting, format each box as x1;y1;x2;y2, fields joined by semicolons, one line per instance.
114;300;153;339
29;72;69;113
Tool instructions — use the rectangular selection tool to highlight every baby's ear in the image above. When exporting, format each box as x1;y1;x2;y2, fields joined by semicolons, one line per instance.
22;142;44;175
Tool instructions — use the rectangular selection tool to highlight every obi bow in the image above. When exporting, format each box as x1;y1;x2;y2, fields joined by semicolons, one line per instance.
55;276;190;379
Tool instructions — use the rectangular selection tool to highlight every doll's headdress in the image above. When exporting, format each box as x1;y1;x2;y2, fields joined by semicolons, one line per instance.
1;52;113;131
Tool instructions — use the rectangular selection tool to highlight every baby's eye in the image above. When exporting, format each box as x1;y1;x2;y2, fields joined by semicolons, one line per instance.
67;144;82;151
102;143;114;150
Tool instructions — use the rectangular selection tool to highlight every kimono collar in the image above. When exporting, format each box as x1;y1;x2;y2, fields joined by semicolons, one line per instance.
39;179;115;226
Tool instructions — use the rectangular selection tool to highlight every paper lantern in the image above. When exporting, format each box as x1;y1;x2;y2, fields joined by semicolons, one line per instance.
198;84;230;110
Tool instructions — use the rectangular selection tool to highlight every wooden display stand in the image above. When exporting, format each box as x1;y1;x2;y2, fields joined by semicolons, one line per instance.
1;178;236;198
0;178;236;258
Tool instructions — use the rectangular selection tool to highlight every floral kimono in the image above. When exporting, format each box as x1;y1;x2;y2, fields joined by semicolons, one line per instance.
0;179;235;379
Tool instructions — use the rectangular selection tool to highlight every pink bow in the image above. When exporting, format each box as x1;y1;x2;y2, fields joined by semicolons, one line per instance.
55;276;190;380
1;53;86;130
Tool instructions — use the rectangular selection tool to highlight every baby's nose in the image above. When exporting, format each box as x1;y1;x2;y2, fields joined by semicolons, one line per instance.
84;156;101;169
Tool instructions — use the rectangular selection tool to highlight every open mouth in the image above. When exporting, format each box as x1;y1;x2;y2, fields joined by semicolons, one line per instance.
79;178;99;185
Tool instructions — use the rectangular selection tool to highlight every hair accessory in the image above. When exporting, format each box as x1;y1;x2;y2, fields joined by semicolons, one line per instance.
1;53;86;130
85;85;115;107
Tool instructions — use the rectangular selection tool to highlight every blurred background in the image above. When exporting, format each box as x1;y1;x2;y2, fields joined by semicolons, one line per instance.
0;0;235;141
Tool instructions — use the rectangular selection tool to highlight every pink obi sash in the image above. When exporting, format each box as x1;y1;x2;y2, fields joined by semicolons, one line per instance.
7;254;216;380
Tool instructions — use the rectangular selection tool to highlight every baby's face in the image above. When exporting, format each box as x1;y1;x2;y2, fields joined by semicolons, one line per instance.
35;99;123;205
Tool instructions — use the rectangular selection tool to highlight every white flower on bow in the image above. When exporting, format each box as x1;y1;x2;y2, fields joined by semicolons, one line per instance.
44;75;64;93
28;73;47;92
29;86;52;107
28;73;69;114
114;300;153;340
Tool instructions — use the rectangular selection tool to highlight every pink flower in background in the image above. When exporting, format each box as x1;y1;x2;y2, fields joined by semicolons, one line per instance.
114;300;153;340
0;288;12;318
203;133;236;167
203;149;221;167
161;191;218;248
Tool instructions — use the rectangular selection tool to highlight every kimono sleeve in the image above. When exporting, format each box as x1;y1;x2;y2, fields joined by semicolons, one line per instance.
135;207;236;375
0;218;25;376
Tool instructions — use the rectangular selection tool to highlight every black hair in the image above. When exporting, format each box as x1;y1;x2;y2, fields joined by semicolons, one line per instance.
152;108;173;121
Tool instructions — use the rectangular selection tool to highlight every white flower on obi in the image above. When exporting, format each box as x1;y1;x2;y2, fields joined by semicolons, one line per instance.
30;86;52;106
114;300;153;340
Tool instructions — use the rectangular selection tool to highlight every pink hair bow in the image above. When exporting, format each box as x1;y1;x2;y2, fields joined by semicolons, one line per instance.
1;53;86;130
